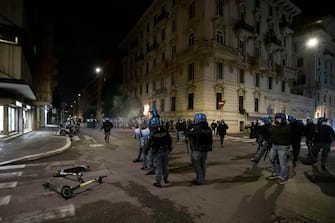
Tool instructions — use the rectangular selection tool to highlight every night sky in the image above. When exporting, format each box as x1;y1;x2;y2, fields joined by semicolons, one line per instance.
26;0;153;103
25;0;333;103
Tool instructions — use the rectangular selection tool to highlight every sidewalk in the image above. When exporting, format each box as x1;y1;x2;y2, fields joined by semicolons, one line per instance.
0;127;71;166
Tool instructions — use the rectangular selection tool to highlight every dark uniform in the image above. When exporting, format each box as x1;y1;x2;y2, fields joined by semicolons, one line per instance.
147;125;172;188
100;120;113;143
189;113;213;185
311;117;335;170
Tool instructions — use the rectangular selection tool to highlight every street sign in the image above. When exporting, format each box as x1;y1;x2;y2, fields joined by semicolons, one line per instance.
218;100;226;106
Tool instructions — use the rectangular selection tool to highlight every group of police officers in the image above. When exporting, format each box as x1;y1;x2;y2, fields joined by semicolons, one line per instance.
132;108;335;187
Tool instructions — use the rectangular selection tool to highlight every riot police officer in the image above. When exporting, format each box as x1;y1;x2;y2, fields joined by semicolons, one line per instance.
146;116;172;188
188;113;213;185
311;117;335;170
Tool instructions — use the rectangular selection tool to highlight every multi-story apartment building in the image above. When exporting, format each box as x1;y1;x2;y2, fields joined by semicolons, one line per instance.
120;0;314;132
292;15;335;122
0;0;36;137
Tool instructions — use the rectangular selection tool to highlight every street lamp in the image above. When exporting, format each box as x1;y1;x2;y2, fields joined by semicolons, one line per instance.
306;37;319;48
95;67;102;74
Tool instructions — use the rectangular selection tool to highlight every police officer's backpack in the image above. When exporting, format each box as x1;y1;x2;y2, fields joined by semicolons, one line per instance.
195;126;213;152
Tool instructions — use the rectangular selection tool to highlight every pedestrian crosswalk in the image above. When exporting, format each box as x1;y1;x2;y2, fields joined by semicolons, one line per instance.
0;161;78;222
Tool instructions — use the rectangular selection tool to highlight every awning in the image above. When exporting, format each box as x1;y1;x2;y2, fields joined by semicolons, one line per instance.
0;79;36;100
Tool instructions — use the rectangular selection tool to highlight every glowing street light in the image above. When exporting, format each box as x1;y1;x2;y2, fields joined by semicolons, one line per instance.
95;67;102;74
306;37;319;48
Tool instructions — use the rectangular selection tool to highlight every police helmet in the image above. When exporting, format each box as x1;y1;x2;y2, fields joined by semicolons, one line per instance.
150;116;161;127
259;117;271;125
317;117;328;125
274;113;286;124
287;115;296;124
194;113;207;124
306;117;313;125
149;107;159;117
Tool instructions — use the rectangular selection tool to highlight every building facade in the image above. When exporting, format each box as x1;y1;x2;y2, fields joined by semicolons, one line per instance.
120;0;314;132
293;15;335;121
0;0;55;138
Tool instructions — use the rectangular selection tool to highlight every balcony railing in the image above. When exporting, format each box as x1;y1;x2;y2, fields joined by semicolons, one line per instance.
154;10;169;26
235;21;255;33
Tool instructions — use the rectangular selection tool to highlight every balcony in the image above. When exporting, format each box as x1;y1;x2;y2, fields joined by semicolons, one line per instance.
154;10;170;26
264;32;281;46
235;21;255;33
146;42;159;53
135;54;144;62
279;19;293;32
153;87;167;95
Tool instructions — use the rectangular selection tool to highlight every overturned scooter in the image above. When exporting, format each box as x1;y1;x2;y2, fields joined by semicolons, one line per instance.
43;165;107;199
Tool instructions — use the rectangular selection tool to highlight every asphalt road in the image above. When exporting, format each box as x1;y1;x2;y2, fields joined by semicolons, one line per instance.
0;127;334;223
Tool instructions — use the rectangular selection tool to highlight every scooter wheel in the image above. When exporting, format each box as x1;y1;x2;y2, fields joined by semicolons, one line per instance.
61;186;73;199
60;130;66;136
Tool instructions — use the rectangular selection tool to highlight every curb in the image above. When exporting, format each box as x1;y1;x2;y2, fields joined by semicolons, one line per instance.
0;136;72;166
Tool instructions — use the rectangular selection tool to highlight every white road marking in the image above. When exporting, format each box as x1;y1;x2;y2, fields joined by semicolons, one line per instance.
0;182;18;189
9;204;75;223
0;171;23;179
0;195;11;206
0;164;25;171
83;135;91;140
89;144;104;147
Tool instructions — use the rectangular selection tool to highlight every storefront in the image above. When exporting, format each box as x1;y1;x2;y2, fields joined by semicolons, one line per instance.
0;79;36;138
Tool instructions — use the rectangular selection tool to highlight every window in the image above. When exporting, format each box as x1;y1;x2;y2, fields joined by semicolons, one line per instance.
255;43;261;57
254;98;259;112
188;93;194;109
153;100;156;108
189;1;195;19
297;57;304;67
146;83;149;93
255;21;260;34
216;0;223;16
216;62;223;80
239;69;244;83
255;73;260;87
146;62;150;72
162;53;165;61
188;63;195;81
255;0;260;8
268;77;272;89
188;33;195;47
171;45;176;59
147;23;150;32
216;93;222;110
239;96;244;112
216;30;224;44
140;85;142;95
172;19;177;32
134;88;137;96
171;73;175;85
281;80;285;92
161;29;165;41
153;80;156;91
239;40;246;56
160;99;165;112
171;97;176;111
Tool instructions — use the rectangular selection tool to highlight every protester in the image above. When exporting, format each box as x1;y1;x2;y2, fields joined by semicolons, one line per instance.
100;118;113;143
217;119;229;148
266;113;292;185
